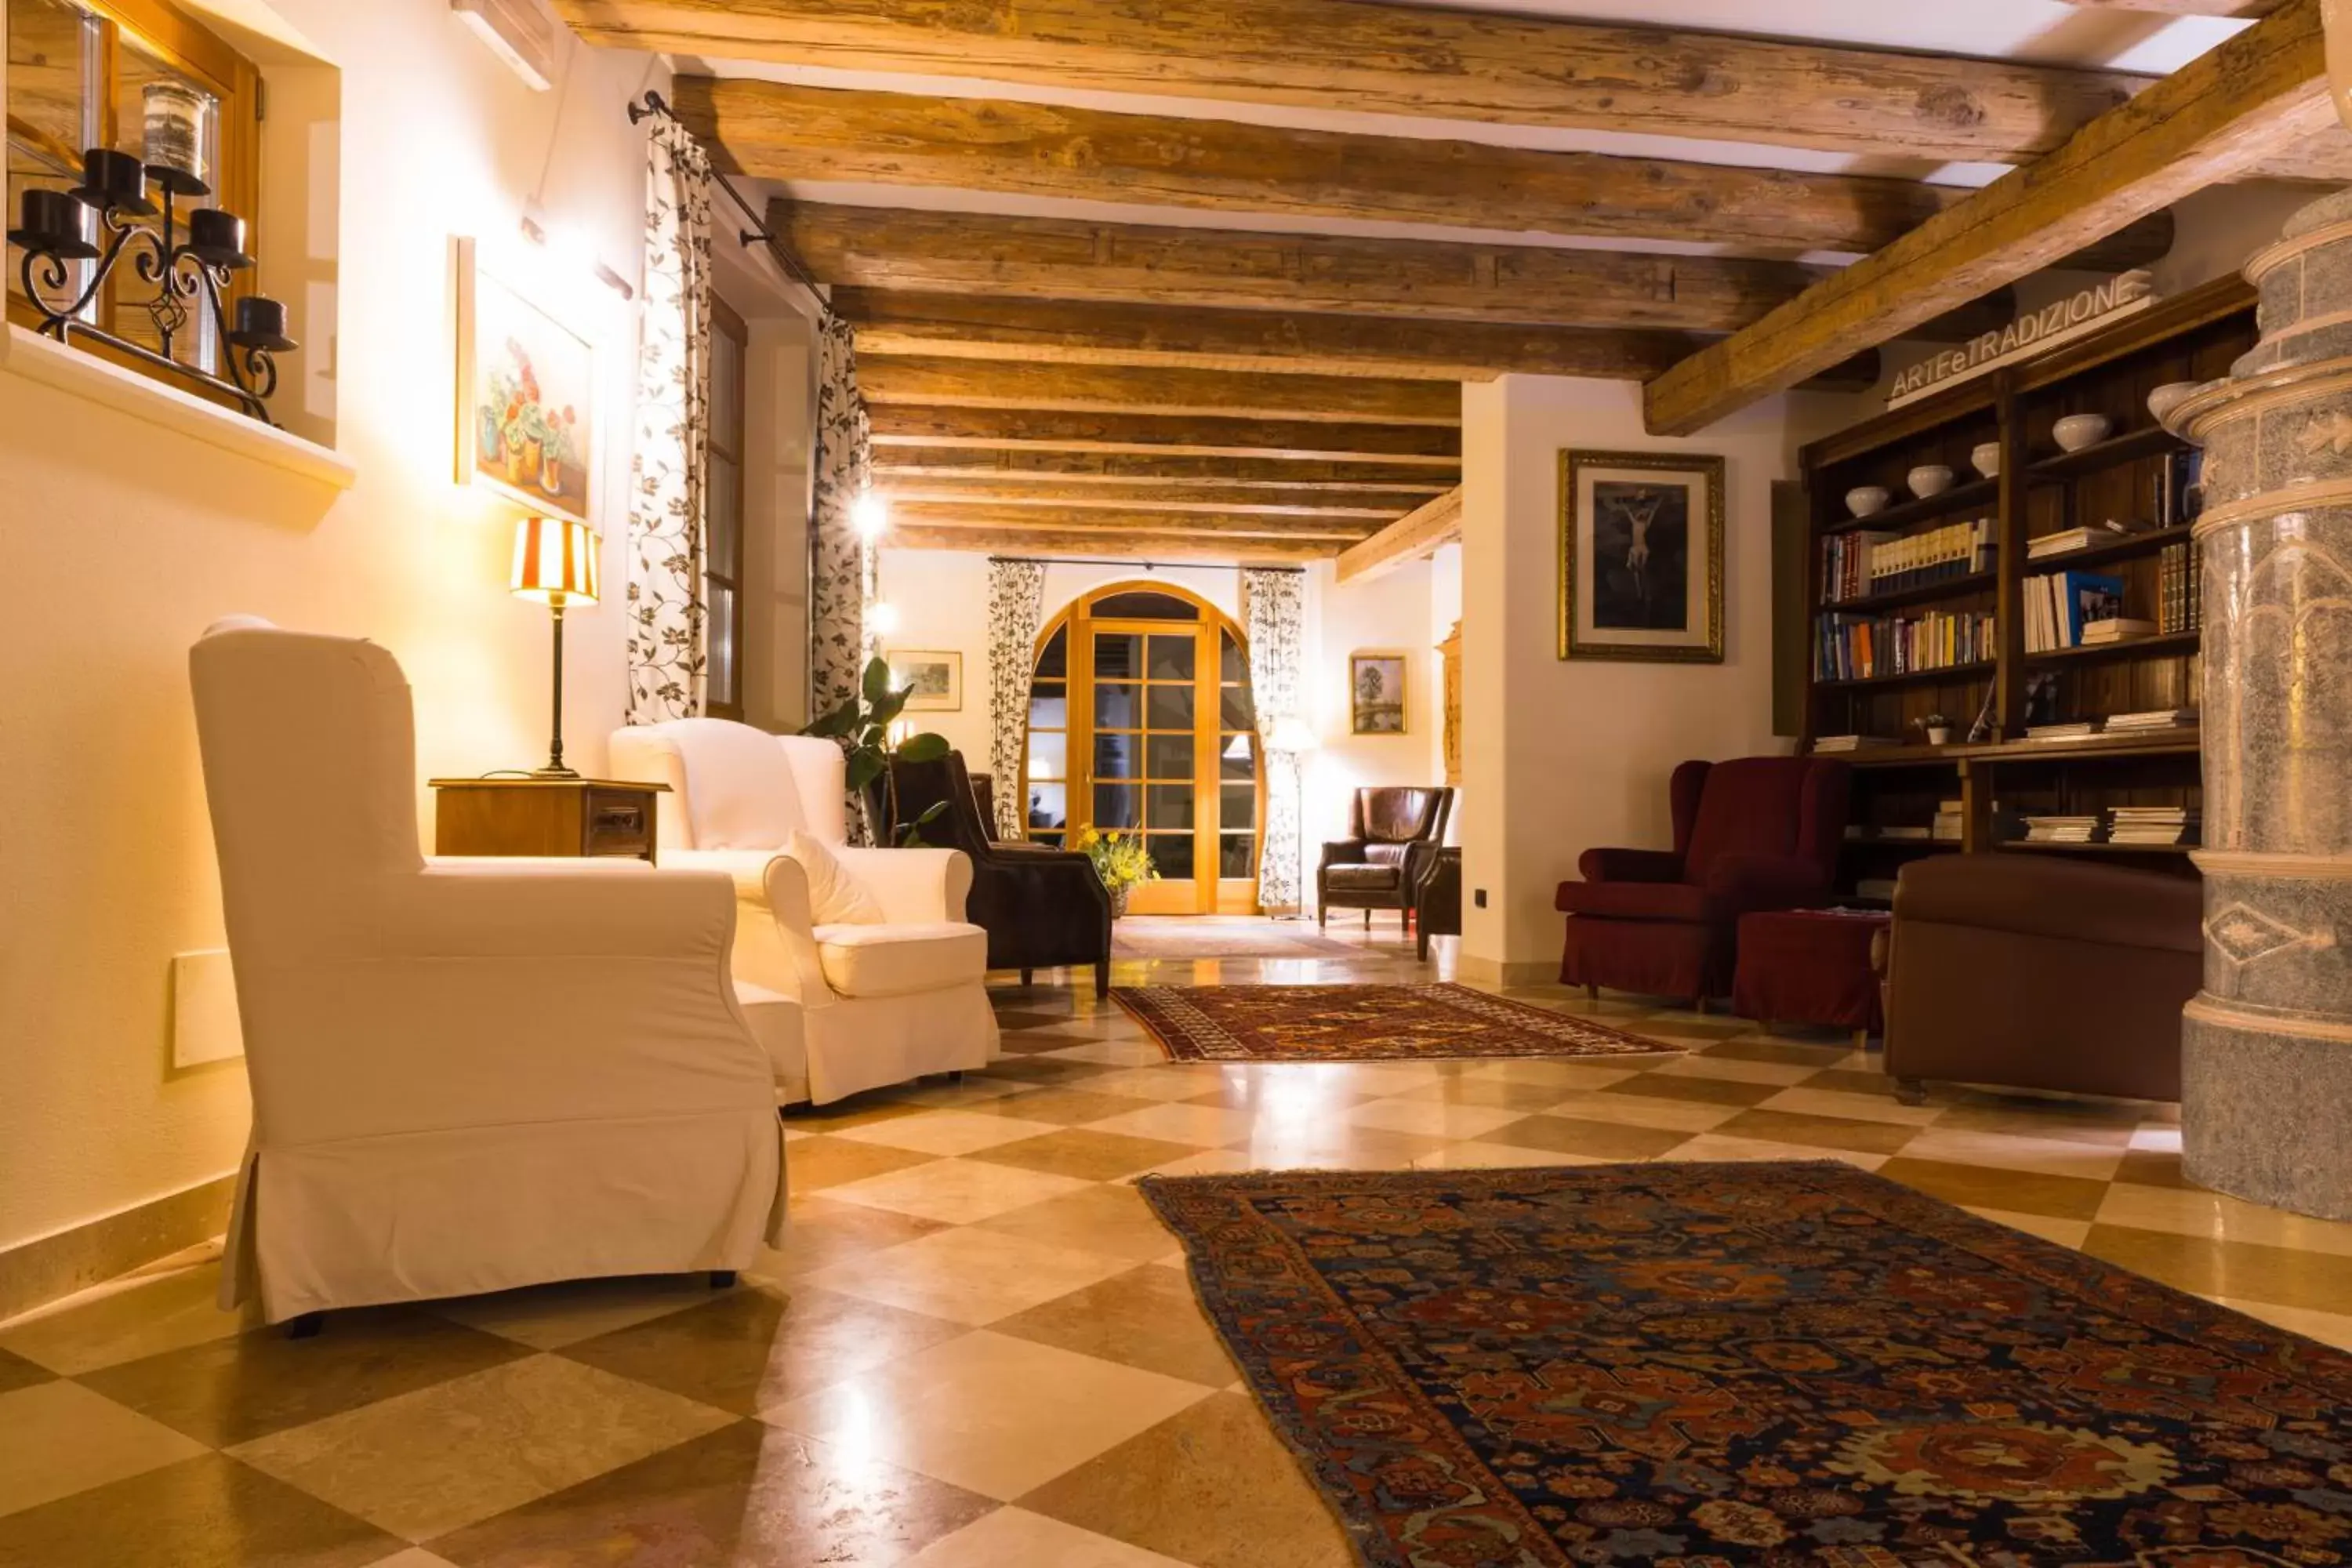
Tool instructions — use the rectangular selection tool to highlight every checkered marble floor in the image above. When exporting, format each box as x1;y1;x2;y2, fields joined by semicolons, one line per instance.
7;922;2352;1567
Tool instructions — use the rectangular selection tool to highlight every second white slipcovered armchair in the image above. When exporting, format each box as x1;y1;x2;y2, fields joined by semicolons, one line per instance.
609;719;1000;1104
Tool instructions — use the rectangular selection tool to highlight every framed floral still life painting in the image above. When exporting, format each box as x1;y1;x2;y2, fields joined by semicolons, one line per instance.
456;238;597;526
1559;449;1725;663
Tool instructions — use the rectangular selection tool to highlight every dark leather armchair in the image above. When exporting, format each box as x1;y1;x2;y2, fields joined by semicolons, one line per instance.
1319;786;1454;929
1880;855;2198;1104
1555;756;1849;1007
869;750;1112;997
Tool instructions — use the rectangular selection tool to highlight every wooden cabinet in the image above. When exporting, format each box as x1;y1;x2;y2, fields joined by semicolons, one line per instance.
430;778;666;862
1438;621;1462;788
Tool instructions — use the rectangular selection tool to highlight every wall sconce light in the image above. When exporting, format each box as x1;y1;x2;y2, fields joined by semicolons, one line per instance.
520;205;633;300
9;134;294;423
852;489;891;543
866;600;901;637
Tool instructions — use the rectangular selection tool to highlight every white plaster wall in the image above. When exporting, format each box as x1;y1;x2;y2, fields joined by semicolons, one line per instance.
0;1;665;1254
1457;376;1862;981
1298;558;1438;913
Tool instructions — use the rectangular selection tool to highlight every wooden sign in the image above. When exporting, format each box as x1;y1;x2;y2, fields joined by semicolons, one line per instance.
1888;271;2156;408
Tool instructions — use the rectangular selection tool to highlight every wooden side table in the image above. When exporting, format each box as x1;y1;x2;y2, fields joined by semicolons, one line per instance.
429;778;666;862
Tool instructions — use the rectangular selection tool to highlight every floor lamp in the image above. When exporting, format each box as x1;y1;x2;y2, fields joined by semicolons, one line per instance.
510;515;599;779
1263;715;1319;921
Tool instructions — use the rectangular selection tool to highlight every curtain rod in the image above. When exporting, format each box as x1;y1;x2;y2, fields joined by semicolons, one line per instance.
988;554;1306;575
626;90;832;308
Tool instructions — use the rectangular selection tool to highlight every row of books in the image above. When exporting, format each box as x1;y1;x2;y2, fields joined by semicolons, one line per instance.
2158;541;2202;634
1815;608;1996;681
1820;710;2194;754
2021;815;2102;843
1824;518;1996;603
2111;806;2200;846
2023;570;2125;652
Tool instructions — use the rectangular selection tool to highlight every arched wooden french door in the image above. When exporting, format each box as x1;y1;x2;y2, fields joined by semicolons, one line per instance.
1019;584;1263;915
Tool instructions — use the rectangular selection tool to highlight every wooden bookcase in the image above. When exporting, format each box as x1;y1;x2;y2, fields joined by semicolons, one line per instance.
1795;274;2256;899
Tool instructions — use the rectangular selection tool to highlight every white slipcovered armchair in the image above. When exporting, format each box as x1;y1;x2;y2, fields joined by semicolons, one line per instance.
190;622;788;1324
608;719;999;1105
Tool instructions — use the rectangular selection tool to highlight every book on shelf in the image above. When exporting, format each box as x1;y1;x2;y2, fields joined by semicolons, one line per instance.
1822;517;1995;602
2021;815;2104;843
2158;541;2203;635
2024;720;2104;741
2082;617;2158;644
1812;734;1901;753
1814;606;1995;680
2024;570;2126;652
2158;449;2205;530
2027;523;2132;560
2104;709;2197;731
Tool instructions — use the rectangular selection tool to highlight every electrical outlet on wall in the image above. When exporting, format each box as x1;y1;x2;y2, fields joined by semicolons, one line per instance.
172;951;244;1068
1473;888;1488;909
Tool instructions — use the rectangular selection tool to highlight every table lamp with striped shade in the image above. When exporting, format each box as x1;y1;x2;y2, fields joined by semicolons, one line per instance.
510;516;598;779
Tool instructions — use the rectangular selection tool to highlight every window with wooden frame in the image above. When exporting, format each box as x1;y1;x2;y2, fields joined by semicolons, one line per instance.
702;293;749;720
6;0;261;388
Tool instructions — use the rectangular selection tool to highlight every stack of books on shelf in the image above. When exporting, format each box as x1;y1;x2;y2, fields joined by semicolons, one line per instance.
1812;735;1901;754
1824;518;1995;602
2028;522;2134;561
2109;806;2200;847
2158;540;2203;633
2083;617;2158;645
2021;814;2104;844
2105;708;2197;734
2024;570;2126;652
1814;608;1996;680
2024;720;2103;742
1933;799;1964;841
2155;448;2205;529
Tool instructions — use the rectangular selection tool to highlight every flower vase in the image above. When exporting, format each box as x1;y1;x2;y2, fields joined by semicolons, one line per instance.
539;456;563;497
1109;885;1131;920
508;438;543;489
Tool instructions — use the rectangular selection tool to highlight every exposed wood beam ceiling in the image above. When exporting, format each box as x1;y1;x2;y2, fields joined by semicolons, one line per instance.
1645;0;2334;435
1335;489;1465;585
554;0;2321;557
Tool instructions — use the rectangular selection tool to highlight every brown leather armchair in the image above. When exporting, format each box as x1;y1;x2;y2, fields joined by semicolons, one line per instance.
1881;855;2199;1104
1319;786;1454;929
869;750;1113;997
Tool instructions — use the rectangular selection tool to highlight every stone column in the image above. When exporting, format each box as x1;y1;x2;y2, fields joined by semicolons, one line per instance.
2164;190;2352;1221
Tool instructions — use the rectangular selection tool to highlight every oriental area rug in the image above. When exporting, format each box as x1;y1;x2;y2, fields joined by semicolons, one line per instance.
1141;1161;2352;1568
1112;982;1678;1062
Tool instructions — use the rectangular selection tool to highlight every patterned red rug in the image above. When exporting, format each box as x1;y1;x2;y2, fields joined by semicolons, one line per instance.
1112;982;1678;1062
1142;1161;2352;1568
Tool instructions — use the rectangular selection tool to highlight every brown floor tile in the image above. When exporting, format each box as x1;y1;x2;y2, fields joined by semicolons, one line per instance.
1018;1391;1355;1568
1932;1096;2145;1147
1788;1065;1899;1098
783;1134;942;1192
782;1096;934;1133
427;1421;994;1568
1599;1072;1782;1108
78;1307;532;1448
2115;1147;2198;1190
991;1011;1072;1032
0;1345;54;1394
1874;1156;2114;1222
0;1453;401;1568
1482;1115;1690;1161
996;1034;1087;1056
967;1087;1162;1125
1712;1109;1923;1157
990;1265;1236;1387
970;1130;1210;1181
971;1184;1186;1264
2082;1224;2352;1316
1388;1075;1592;1112
759;1196;949;1279
1697;1036;1854;1068
0;1259;260;1377
976;1057;1121;1088
557;1282;967;1416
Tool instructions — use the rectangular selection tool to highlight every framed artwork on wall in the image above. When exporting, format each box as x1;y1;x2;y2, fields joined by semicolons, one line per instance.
887;649;964;711
1559;448;1726;663
455;237;598;526
1350;652;1407;735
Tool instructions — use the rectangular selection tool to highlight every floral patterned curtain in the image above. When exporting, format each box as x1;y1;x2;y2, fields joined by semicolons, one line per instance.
985;559;1047;840
808;310;873;840
1241;568;1306;914
623;116;713;724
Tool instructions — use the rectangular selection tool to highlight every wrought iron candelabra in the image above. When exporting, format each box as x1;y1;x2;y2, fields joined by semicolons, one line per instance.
8;147;295;423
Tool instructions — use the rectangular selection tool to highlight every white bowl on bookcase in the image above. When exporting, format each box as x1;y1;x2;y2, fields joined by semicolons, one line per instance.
1906;465;1955;499
1970;442;2001;479
1846;485;1891;518
2053;413;2114;452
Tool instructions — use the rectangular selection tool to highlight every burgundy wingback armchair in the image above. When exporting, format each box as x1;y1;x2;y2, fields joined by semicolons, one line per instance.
1555;757;1849;1007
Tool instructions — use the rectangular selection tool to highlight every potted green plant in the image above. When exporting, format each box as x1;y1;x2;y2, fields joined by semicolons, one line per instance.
804;655;953;845
1916;713;1953;746
1074;826;1159;917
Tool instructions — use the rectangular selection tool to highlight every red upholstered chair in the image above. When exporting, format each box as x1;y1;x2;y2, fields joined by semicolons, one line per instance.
1555;757;1850;1008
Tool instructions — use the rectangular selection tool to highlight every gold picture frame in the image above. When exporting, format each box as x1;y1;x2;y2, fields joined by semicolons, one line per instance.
455;236;599;527
1349;652;1407;735
1559;448;1726;663
887;649;963;711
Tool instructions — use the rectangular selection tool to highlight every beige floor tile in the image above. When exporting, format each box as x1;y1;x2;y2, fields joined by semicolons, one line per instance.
805;1227;1137;1327
1535;1091;1742;1135
1221;1126;1448;1171
1600;1073;1786;1111
2082;1223;2352;1316
1668;1134;1889;1172
1457;1059;1648;1090
1339;1097;1530;1141
2095;1181;2352;1258
0;1379;209;1517
763;1330;1211;1502
1874;1156;2116;1221
1056;1065;1243;1104
786;1135;946;1192
1896;1127;2129;1182
0;1257;259;1376
2214;1295;2352;1352
896;1505;1195;1567
2130;1124;2187;1153
1128;1149;1262;1179
1752;1086;1945;1127
989;1264;1237;1387
1931;1096;2144;1147
1961;1207;2096;1250
0;1453;400;1568
1691;1036;1853;1069
1709;1108;1922;1157
755;1197;949;1282
230;1353;734;1542
1480;1113;1692;1161
972;1185;1185;1264
1410;1142;1612;1170
833;1110;1073;1157
0;1345;53;1396
1082;1102;1262;1147
365;1552;464;1567
1018;1391;1354;1568
969;1129;1207;1181
965;1087;1166;1126
1041;1041;1170;1068
1641;1054;1825;1087
825;1158;1098;1225
889;1076;1044;1109
434;1274;722;1352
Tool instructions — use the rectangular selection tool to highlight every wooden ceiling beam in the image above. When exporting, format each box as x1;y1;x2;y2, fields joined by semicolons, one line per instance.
839;290;1878;390
577;3;2147;165
892;502;1375;540
1334;488;1465;585
1643;0;2335;436
891;524;1338;563
869;405;1464;463
857;356;1460;426
869;446;1454;491
877;479;1415;517
674;78;2172;268
779;199;2016;341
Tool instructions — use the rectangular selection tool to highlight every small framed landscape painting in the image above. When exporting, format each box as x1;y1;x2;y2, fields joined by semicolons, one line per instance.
456;238;598;526
888;650;964;711
1350;653;1407;735
1559;448;1726;663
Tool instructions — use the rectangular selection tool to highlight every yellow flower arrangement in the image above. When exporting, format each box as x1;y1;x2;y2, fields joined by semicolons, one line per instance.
1074;826;1160;906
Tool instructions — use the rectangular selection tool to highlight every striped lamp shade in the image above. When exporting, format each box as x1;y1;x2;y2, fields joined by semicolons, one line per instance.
510;516;598;604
